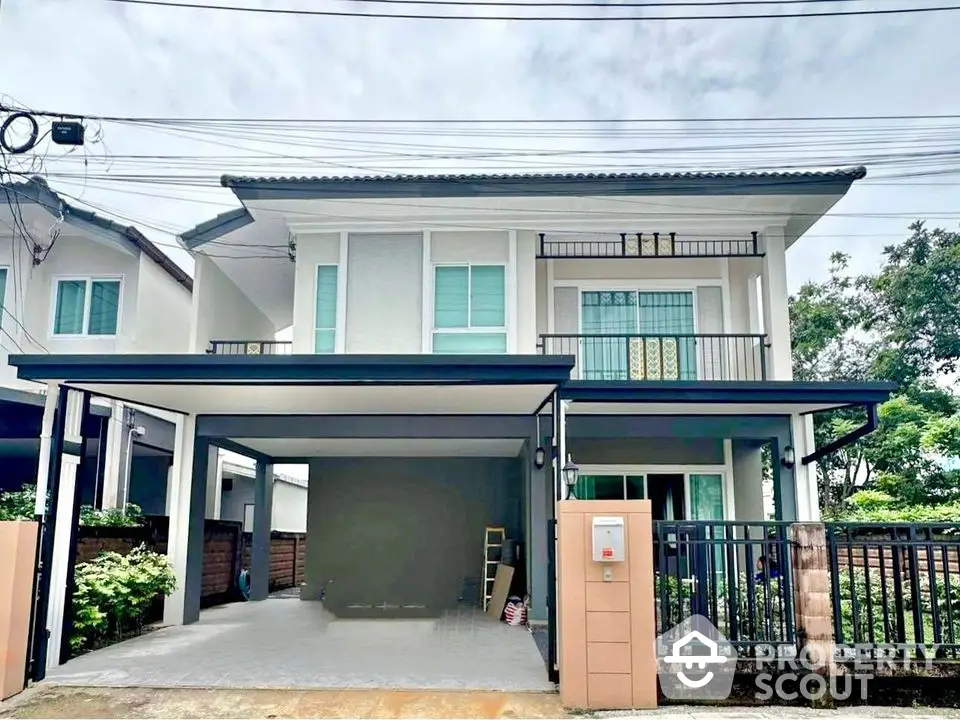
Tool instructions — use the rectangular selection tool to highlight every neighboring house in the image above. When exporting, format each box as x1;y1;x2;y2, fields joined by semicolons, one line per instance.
0;176;192;513
12;168;896;666
218;456;308;533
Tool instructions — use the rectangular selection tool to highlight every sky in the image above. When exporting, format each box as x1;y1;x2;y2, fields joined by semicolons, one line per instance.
0;0;959;295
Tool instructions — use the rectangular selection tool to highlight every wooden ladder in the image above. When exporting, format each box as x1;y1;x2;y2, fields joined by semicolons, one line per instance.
481;526;506;611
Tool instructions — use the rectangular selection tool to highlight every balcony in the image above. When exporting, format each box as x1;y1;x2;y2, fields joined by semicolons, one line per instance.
538;333;768;381
537;232;762;259
208;340;294;356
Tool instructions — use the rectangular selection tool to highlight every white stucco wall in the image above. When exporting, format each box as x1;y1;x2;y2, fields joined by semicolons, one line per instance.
272;480;308;533
190;254;276;353
220;474;307;533
134;254;192;353
0;232;152;389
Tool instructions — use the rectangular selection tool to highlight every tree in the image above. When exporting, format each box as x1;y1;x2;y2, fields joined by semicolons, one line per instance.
789;225;960;515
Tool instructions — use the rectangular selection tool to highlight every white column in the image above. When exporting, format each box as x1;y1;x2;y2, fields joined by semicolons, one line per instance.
99;401;126;510
33;383;59;517
45;389;85;670
250;460;274;601
760;227;793;381
791;414;821;522
205;446;223;520
164;414;202;625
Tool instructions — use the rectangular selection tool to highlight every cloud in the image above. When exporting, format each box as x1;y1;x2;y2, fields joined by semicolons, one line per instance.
0;0;958;289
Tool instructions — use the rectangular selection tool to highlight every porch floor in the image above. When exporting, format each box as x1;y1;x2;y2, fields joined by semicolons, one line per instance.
44;599;554;692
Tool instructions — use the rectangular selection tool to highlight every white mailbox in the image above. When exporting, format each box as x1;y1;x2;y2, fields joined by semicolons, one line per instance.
592;516;626;562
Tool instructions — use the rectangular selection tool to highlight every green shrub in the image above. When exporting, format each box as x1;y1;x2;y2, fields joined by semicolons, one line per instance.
0;484;37;521
79;503;144;527
0;483;143;526
71;544;176;653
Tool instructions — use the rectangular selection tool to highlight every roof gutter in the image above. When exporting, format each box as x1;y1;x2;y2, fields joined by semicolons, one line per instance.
801;402;880;466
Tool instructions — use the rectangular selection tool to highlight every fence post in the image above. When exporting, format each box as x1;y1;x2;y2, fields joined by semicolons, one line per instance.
791;523;840;707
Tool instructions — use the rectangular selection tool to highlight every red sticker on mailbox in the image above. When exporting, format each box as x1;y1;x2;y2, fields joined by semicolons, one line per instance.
602;547;614;559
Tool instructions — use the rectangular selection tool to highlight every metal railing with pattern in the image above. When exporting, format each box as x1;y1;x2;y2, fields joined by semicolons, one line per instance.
538;333;768;381
537;231;762;259
207;340;294;356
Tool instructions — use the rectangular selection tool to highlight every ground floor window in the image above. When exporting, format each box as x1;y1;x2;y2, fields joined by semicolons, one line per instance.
574;469;727;521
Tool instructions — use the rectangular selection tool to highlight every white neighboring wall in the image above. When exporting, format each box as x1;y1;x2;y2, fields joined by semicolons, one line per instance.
190;254;276;353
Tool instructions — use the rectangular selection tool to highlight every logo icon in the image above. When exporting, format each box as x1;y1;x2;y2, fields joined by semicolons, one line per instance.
656;614;737;700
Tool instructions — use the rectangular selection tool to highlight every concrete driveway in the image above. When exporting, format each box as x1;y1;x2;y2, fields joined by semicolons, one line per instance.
43;598;553;692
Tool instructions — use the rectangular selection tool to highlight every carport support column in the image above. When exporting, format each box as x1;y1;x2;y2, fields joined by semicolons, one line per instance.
42;388;87;672
164;414;208;625
99;401;127;510
251;459;274;601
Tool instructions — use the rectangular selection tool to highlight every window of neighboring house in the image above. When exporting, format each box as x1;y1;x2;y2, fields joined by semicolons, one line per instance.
314;265;338;353
52;278;121;336
433;264;506;353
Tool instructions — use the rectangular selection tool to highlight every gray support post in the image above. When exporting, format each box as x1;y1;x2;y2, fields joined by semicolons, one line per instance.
251;459;274;601
529;431;549;622
771;433;798;522
183;435;210;623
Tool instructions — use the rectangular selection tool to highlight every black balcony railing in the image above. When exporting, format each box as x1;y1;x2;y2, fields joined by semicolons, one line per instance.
207;340;294;356
537;231;762;259
538;333;768;381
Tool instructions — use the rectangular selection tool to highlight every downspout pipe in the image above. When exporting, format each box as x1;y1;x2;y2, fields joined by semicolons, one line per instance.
801;402;880;466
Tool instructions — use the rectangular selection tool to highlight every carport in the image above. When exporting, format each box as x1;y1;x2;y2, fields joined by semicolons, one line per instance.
10;353;572;690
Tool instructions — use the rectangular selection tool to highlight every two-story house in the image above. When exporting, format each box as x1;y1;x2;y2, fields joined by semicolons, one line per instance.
0;177;192;516
10;168;895;678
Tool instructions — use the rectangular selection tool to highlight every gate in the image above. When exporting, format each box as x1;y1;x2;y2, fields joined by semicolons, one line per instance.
654;520;795;656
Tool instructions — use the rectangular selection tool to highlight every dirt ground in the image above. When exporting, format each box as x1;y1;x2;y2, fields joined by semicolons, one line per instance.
0;686;570;719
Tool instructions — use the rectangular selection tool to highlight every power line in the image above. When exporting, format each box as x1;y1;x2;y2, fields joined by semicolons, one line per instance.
320;0;886;7
99;0;960;21
8;101;960;125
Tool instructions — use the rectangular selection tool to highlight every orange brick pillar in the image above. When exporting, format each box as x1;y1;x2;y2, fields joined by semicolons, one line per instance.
792;522;840;700
557;500;657;710
0;521;38;700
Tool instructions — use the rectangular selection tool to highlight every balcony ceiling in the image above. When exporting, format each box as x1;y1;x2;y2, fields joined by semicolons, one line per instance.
197;215;294;329
244;192;848;248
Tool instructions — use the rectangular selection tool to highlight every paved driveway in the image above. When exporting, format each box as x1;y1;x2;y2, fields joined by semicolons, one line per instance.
44;599;553;692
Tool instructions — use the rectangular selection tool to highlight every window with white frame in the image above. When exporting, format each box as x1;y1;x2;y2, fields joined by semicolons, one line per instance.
432;264;506;353
314;265;338;353
52;278;121;336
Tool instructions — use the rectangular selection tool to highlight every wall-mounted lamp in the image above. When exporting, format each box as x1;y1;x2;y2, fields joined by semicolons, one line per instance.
563;457;580;500
534;445;547;469
781;445;796;470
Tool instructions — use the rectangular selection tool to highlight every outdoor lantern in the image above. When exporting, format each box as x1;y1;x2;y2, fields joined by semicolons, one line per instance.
563;457;580;499
534;446;547;469
781;445;796;469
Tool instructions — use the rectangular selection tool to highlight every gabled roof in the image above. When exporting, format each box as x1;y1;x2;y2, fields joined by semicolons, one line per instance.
2;177;192;293
221;167;867;201
179;206;253;250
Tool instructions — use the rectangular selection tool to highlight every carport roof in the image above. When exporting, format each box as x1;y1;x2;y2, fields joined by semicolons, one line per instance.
8;353;575;416
561;379;897;415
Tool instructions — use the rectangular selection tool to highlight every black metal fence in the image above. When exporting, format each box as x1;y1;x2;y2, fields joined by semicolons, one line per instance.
539;333;768;381
207;340;294;356
654;521;795;655
826;523;960;660
537;232;762;259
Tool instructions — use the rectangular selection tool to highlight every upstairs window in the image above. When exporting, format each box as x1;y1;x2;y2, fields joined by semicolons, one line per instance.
433;264;506;353
314;265;338;353
52;278;121;336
